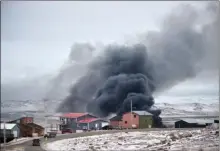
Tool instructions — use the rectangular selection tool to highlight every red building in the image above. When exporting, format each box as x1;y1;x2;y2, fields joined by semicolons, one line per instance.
121;112;139;128
109;115;122;128
60;113;98;130
110;111;153;129
121;111;153;129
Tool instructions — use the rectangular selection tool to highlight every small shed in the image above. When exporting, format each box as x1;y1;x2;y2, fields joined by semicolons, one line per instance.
77;118;109;130
175;118;214;128
0;123;20;143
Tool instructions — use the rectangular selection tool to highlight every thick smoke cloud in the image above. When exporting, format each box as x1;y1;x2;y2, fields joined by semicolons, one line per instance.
85;45;158;117
57;2;219;125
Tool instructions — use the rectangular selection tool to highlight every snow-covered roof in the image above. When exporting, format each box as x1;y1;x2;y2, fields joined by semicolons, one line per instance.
178;118;214;125
0;123;17;130
132;111;153;116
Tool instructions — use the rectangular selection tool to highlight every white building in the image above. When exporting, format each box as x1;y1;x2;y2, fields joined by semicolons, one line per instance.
0;123;20;138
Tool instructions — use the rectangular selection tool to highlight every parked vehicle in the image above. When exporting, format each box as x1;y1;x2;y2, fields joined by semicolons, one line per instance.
102;125;113;130
32;139;40;146
48;132;57;138
61;128;73;134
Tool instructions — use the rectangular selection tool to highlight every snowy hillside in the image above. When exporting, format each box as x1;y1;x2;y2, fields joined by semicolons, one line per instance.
1;98;218;126
1;100;218;116
154;102;219;116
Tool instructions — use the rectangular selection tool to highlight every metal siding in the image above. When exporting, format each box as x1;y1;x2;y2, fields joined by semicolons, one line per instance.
77;114;97;121
89;120;104;130
60;114;97;130
69;119;77;130
77;120;108;130
110;121;120;127
61;118;77;130
12;125;20;138
78;123;88;130
139;115;153;128
88;122;96;130
122;113;139;128
62;114;100;130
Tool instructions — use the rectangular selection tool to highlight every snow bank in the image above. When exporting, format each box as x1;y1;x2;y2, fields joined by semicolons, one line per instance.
1;137;37;147
44;129;219;151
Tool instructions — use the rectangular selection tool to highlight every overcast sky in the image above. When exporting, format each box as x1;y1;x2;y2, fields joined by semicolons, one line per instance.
1;1;218;101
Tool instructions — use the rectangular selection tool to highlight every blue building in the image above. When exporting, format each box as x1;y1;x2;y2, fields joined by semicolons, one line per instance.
0;123;20;143
60;113;109;131
77;118;109;130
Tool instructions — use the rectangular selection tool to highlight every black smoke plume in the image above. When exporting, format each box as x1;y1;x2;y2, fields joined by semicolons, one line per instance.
56;3;219;127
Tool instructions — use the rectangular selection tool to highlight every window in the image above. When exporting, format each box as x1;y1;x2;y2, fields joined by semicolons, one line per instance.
134;115;136;118
125;121;127;124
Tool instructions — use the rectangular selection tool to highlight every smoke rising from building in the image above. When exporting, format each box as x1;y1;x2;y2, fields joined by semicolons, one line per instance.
56;3;219;125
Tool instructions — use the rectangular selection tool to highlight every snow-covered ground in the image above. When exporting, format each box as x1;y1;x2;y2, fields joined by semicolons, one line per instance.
44;129;219;151
1;137;41;147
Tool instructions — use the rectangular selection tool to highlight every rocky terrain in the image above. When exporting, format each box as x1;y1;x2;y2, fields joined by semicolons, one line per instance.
44;129;219;151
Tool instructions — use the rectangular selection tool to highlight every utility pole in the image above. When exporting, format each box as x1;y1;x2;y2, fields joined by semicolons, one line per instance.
130;99;133;129
44;99;48;135
3;121;6;151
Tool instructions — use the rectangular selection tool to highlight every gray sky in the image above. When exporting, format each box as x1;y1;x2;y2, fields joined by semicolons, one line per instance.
1;1;206;82
1;1;218;101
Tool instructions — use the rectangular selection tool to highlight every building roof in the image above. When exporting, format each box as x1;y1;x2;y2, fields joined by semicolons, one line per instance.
7;117;33;123
18;123;44;130
26;123;44;129
77;118;98;123
177;118;214;125
109;115;122;121
61;113;87;118
0;123;17;130
132;111;153;116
